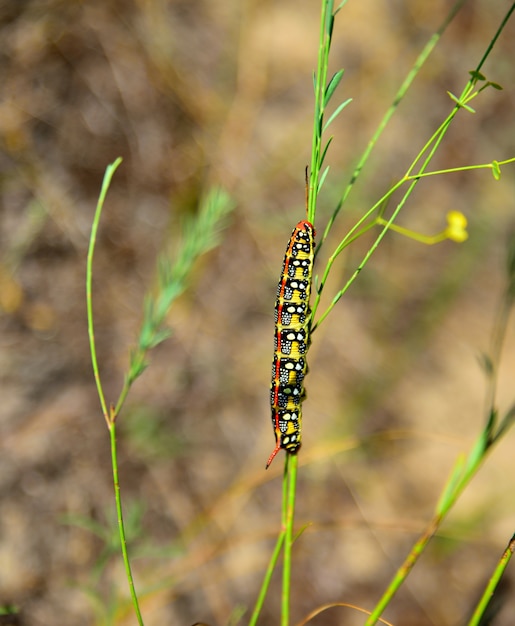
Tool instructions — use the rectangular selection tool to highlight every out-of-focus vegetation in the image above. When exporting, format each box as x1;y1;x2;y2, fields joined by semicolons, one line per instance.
0;1;514;625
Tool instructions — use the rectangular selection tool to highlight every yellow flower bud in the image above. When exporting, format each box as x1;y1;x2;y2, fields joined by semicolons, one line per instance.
445;211;468;242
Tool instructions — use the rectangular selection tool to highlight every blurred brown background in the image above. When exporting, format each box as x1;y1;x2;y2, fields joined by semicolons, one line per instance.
1;1;514;625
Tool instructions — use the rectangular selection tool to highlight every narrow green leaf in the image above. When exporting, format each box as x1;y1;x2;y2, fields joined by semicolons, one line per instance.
469;70;486;81
491;160;501;180
320;136;333;169
324;69;344;105
334;0;349;14
292;522;312;543
495;404;515;441
323;97;352;131
318;165;330;193
487;81;503;91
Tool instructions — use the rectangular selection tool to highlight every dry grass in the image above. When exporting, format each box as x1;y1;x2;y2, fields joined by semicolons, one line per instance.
1;1;514;625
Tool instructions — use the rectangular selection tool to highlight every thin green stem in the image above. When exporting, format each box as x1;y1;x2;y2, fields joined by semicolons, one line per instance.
281;454;298;626
87;158;145;623
308;0;331;224
404;158;515;179
248;531;286;626
86;157;122;426
467;534;515;626
375;217;448;245
249;456;298;626
365;517;441;626
110;421;144;626
473;2;515;75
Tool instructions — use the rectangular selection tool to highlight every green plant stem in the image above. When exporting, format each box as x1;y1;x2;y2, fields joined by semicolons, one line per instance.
474;2;515;76
364;519;439;625
281;454;298;626
308;0;332;224
405;159;515;180
249;456;291;626
110;420;144;626
86;157;122;426
467;534;515;626
87;158;144;624
248;531;286;626
248;454;298;626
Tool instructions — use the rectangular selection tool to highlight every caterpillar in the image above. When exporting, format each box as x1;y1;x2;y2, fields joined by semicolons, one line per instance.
266;219;316;469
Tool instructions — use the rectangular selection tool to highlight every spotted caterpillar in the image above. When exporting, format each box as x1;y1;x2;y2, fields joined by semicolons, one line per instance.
266;219;316;469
